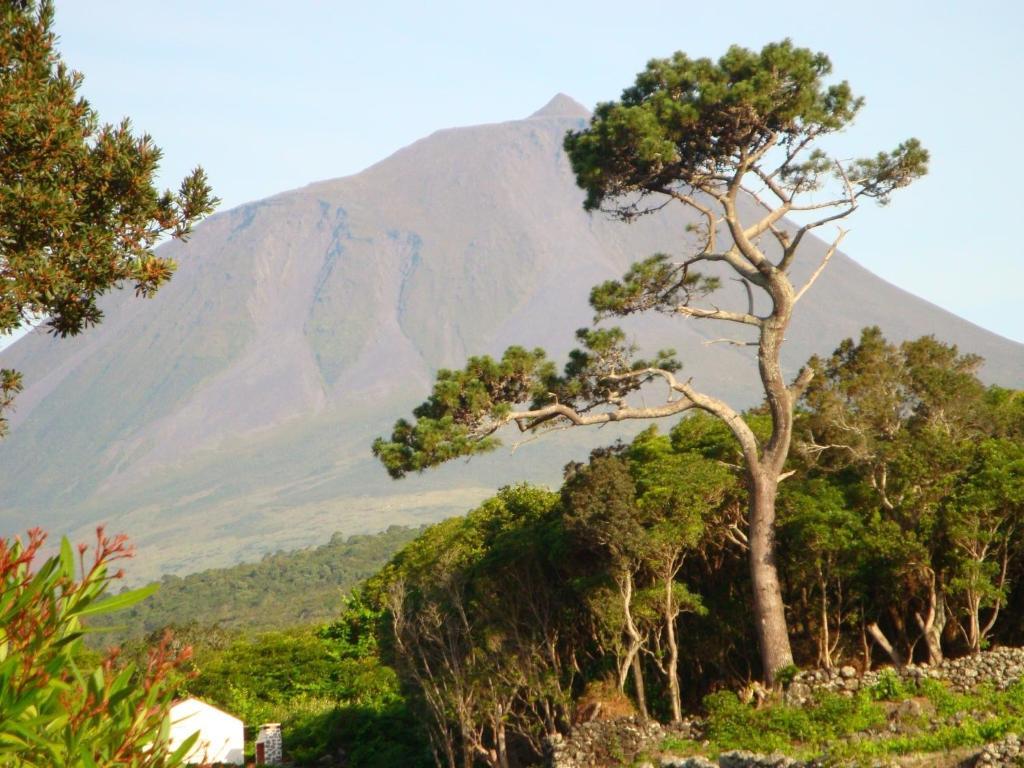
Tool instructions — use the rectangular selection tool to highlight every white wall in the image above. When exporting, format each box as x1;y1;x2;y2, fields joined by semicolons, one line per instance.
169;698;245;765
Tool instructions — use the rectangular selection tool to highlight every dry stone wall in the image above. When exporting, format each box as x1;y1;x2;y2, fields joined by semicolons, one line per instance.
546;716;700;768
547;647;1024;768
784;647;1024;706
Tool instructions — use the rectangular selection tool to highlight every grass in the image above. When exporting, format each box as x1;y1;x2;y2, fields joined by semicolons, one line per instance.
660;676;1024;766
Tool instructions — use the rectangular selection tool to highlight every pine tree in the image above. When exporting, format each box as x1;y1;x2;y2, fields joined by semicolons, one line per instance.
374;41;927;683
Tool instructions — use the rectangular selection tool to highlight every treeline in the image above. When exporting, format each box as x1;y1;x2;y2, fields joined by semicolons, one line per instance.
344;328;1024;768
89;526;419;645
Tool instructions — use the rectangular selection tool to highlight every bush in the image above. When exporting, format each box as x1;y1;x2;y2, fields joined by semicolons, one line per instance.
867;669;907;701
285;701;433;768
702;689;886;756
0;528;196;767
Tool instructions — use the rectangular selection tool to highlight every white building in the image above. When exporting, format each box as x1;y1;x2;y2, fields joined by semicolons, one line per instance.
168;698;245;765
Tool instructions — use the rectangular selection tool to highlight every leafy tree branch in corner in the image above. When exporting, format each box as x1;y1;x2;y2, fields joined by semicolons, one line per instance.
0;0;217;433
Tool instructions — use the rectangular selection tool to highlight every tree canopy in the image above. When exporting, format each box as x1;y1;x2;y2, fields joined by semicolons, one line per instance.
0;0;217;430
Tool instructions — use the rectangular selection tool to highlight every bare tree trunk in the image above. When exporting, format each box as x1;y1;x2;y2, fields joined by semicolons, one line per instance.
743;289;798;685
818;571;832;669
860;614;872;671
966;592;982;653
617;571;645;714
977;549;1009;651
748;468;794;684
426;727;456;768
631;652;649;720
664;577;682;723
495;719;509;768
914;578;944;665
887;604;913;662
867;622;904;668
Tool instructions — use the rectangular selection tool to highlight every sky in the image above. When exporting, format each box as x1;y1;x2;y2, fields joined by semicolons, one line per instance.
49;0;1023;343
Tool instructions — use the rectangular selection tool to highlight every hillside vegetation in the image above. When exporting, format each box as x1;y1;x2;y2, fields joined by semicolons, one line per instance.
116;330;1024;767
88;526;419;645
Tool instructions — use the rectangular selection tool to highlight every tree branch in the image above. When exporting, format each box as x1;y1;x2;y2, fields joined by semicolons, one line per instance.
788;366;815;400
778;160;857;272
722;187;775;281
743;200;793;242
702;337;757;347
752;165;793;205
673;303;763;326
793;228;847;304
734;277;755;316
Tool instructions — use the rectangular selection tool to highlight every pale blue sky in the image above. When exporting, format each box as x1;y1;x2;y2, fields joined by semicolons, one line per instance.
52;1;1022;343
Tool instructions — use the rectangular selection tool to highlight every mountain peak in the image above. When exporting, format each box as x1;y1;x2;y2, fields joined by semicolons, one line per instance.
528;93;590;120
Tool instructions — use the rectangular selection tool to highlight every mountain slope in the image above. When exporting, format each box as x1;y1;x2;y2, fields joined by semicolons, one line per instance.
3;94;1021;582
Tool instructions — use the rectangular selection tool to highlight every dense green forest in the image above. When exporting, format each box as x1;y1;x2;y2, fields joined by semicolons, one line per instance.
112;329;1024;767
88;526;419;645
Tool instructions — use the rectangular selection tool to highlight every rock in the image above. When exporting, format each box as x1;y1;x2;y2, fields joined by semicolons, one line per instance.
661;758;714;768
840;666;857;679
894;698;924;720
785;681;812;705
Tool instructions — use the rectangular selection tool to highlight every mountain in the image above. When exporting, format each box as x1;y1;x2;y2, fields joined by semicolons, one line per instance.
2;94;1022;582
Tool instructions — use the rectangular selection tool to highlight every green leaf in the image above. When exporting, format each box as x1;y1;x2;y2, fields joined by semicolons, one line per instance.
167;731;200;766
74;583;158;618
59;538;75;580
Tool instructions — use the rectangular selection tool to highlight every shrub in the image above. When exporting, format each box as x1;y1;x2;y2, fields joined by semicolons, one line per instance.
0;528;196;767
702;689;886;756
867;669;907;701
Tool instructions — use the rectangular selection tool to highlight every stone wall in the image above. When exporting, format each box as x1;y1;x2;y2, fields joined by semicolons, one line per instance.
784;646;1024;706
547;647;1024;768
546;716;700;768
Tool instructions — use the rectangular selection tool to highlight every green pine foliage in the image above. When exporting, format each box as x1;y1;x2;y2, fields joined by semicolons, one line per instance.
374;39;928;480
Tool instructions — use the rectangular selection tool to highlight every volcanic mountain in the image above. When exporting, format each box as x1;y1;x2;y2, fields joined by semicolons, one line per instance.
2;94;1021;581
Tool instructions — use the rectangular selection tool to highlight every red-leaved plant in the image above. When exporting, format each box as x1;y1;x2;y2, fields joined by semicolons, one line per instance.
0;527;201;766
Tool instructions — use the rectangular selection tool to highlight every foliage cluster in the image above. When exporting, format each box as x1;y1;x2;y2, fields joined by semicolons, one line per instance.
0;529;196;767
136;617;433;768
792;328;1024;665
0;0;216;431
